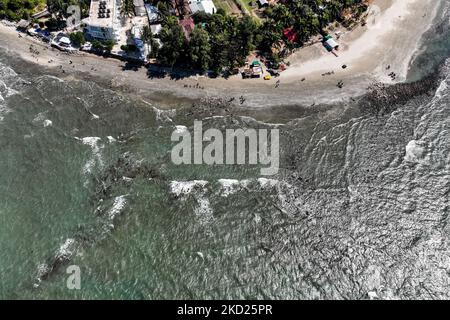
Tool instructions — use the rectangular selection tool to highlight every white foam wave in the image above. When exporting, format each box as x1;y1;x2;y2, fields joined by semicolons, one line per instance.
108;195;127;220
170;180;208;197
152;106;176;123
404;140;426;164
56;238;76;260
175;125;188;133
76;136;104;177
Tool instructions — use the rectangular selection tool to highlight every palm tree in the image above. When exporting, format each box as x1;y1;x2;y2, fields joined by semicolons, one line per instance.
120;0;134;18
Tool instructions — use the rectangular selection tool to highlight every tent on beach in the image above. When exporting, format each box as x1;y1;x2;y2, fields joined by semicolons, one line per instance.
323;35;339;51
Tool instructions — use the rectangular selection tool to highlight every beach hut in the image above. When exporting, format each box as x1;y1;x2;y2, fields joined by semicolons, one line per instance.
252;66;263;78
251;60;261;67
324;36;339;51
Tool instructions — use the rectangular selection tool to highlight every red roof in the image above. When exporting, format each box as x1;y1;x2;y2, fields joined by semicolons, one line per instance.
283;27;298;43
179;17;195;38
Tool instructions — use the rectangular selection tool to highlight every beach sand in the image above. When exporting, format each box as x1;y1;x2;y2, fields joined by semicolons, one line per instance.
282;0;438;83
0;0;441;109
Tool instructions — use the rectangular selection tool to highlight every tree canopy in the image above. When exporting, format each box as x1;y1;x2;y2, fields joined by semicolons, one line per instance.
153;0;366;74
0;0;45;20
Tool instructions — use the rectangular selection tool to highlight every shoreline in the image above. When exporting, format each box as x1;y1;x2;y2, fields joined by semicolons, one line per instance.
0;0;442;109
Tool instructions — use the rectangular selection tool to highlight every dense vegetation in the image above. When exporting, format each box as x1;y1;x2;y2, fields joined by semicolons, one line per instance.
0;0;45;20
153;0;367;73
46;0;90;18
2;0;367;74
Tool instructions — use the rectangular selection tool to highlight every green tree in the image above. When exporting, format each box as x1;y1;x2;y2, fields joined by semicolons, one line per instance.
120;0;134;17
157;16;186;67
69;31;85;47
141;25;160;58
188;27;211;71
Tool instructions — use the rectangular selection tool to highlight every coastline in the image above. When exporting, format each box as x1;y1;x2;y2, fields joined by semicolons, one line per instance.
0;0;441;109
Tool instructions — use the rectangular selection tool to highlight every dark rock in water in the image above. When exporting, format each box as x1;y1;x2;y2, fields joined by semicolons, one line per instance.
363;72;440;116
92;153;166;203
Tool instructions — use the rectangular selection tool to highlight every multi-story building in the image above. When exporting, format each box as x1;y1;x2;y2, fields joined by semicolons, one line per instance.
84;0;121;41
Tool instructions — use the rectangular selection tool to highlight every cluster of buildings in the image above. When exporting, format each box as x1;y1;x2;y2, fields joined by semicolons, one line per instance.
84;0;120;41
17;0;219;61
81;0;217;60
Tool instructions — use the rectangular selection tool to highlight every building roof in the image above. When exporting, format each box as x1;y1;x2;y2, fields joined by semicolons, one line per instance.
145;4;161;24
179;17;195;38
325;38;339;48
87;0;115;28
150;24;162;35
189;0;216;15
283;27;298;42
258;0;268;6
17;19;31;29
134;0;146;16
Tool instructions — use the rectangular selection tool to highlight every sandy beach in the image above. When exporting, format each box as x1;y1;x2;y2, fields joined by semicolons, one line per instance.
0;0;441;108
282;0;439;83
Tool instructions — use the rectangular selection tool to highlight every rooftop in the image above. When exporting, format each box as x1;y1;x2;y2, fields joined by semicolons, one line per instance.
179;17;195;38
145;4;161;24
87;0;115;28
188;0;216;15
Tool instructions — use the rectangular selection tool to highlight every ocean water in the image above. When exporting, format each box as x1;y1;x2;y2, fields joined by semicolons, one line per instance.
1;3;450;299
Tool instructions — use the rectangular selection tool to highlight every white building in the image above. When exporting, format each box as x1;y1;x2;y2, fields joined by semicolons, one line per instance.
325;38;339;50
84;0;120;41
188;0;216;15
134;0;146;17
150;24;162;35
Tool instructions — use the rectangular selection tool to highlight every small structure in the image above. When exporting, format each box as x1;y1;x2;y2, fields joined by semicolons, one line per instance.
58;36;72;47
150;24;162;35
17;19;31;31
188;0;216;15
84;0;119;41
31;9;51;20
179;17;195;38
283;27;298;43
145;4;161;24
26;26;51;41
242;68;252;79
252;66;263;78
242;60;263;78
134;0;147;16
51;33;76;51
324;35;339;51
257;0;269;8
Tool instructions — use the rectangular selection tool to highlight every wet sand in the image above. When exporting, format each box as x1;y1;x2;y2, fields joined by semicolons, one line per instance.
0;0;441;109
